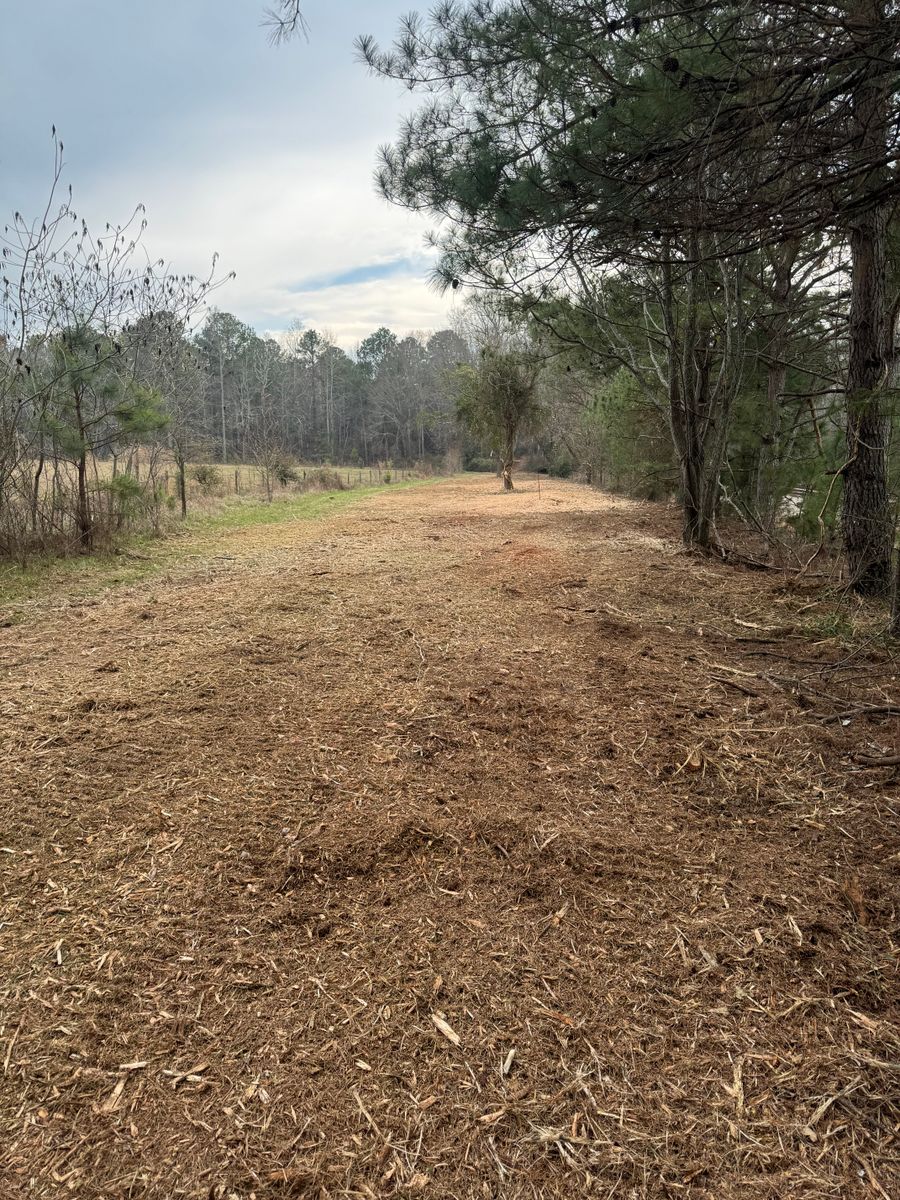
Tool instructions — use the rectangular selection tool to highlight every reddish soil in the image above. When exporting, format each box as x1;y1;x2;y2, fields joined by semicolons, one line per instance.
1;475;897;1199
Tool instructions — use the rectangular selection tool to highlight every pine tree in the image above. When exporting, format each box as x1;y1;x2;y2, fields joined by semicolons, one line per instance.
453;348;543;490
361;1;900;589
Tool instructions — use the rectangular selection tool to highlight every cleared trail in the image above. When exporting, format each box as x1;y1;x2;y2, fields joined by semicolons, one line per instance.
1;475;897;1199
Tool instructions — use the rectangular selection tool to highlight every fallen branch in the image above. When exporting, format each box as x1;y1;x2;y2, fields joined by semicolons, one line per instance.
821;704;900;724
709;674;762;698
853;752;900;768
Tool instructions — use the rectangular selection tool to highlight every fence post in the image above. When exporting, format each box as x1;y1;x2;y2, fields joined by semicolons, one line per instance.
234;469;240;494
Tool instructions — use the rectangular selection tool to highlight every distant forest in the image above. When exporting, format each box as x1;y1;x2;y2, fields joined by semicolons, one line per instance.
190;314;471;467
0;154;486;558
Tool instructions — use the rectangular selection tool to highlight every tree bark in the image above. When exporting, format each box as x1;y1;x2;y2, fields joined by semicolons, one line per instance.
76;452;91;551
501;430;515;490
891;544;900;635
843;206;892;594
219;351;228;464
664;247;717;548
74;389;92;551
177;456;188;518
755;242;797;531
31;442;45;533
841;0;893;595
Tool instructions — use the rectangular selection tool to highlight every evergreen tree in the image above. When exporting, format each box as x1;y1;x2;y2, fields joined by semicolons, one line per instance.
48;325;166;549
453;348;544;490
360;1;900;589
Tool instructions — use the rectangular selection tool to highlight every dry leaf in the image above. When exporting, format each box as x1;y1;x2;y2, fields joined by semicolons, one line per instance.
843;875;868;925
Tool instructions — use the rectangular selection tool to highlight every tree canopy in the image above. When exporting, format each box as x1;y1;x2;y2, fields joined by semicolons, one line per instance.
361;1;900;592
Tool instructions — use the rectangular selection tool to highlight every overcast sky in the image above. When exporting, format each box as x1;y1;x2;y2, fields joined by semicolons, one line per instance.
0;0;457;350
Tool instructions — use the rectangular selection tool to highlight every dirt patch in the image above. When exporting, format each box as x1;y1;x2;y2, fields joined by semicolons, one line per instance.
0;475;897;1199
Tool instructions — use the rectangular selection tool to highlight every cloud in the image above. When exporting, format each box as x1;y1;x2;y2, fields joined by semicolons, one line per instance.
70;141;454;347
271;272;460;349
0;0;456;351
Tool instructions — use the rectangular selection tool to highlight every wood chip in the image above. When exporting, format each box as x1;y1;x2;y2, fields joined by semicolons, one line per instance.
431;1013;461;1047
99;1076;128;1114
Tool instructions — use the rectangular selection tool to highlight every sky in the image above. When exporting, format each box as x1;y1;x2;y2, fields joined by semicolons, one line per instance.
0;0;457;350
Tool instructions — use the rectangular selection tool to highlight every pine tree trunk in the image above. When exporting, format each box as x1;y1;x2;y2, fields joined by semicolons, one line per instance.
178;457;188;518
756;244;796;531
755;361;787;532
672;344;718;548
74;390;92;552
664;246;712;549
219;353;228;464
76;452;91;551
841;0;893;595
842;208;892;594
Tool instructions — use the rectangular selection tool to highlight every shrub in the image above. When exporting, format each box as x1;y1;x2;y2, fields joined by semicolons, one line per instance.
304;467;347;492
86;473;155;542
523;451;549;474
272;457;299;487
191;464;222;495
100;472;145;509
548;452;574;479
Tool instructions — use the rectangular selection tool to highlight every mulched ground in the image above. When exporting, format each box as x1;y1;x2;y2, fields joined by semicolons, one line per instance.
1;475;897;1200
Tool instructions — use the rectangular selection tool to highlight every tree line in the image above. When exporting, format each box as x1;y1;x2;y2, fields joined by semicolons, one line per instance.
192;314;469;469
7;1;900;603
0;143;475;558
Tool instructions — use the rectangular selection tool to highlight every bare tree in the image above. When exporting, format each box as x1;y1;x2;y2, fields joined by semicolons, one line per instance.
0;137;225;553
